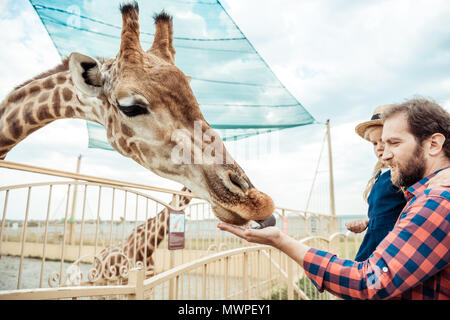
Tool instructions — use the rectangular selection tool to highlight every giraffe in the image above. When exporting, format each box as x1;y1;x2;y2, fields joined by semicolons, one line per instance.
91;187;192;283
0;3;274;230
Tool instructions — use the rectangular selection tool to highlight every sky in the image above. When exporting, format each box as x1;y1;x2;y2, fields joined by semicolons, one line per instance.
1;0;450;220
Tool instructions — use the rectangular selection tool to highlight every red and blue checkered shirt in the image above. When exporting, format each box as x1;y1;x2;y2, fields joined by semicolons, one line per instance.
303;167;450;300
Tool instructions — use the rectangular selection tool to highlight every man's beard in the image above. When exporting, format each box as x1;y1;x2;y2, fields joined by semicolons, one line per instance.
390;143;426;188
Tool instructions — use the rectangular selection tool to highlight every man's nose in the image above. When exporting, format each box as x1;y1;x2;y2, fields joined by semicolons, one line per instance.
382;148;392;161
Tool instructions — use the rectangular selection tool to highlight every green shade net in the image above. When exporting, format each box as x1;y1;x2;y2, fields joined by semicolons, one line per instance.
30;0;315;149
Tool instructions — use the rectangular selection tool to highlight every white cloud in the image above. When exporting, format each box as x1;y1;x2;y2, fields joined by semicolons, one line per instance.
225;0;450;122
0;1;60;98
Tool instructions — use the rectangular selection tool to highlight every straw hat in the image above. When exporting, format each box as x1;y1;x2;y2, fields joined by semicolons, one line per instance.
355;104;394;140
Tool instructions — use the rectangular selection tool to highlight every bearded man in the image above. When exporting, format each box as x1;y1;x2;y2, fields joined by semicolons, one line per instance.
218;98;449;300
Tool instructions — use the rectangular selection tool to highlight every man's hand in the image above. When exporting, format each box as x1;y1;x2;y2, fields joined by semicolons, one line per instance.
217;223;311;266
217;223;283;248
427;168;450;188
345;219;369;233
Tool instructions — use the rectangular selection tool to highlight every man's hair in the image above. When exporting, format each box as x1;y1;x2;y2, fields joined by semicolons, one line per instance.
381;97;450;158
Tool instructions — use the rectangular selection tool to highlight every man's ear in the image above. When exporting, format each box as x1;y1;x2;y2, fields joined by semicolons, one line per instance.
69;52;104;97
428;133;446;156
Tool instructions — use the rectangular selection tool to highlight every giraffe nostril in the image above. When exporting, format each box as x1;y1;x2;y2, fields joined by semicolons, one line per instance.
227;172;249;193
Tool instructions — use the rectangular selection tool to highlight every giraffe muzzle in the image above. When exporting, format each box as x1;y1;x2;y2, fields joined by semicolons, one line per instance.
200;162;275;226
208;186;275;226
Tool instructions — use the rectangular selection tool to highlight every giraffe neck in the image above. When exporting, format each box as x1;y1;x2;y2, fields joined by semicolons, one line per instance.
151;191;192;249
121;203;169;268
149;205;171;248
124;192;192;269
0;71;106;159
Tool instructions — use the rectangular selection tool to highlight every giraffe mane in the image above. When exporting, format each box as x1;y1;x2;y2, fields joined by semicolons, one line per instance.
14;56;107;91
14;57;70;90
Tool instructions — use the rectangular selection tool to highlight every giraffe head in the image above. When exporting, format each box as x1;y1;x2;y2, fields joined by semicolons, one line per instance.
68;2;274;226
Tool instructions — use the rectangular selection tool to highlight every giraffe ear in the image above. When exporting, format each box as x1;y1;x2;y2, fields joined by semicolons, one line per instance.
69;52;104;97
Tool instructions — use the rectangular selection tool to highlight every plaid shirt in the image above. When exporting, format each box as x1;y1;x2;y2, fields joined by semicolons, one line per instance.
303;167;450;300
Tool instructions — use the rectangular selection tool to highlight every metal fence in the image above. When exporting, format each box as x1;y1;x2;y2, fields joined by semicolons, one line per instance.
0;160;363;300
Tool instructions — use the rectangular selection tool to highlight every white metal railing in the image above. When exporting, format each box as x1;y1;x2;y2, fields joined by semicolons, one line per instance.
0;160;356;300
0;230;365;300
0;161;199;290
0;245;305;300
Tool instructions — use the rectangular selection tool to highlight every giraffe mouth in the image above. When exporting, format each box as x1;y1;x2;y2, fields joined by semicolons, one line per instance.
212;204;276;228
209;187;274;226
211;204;249;226
201;166;275;226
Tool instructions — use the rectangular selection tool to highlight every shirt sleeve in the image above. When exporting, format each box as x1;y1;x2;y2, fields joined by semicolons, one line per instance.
302;192;450;300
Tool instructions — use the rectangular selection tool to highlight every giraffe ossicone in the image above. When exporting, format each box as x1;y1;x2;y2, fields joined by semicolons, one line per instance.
0;2;275;227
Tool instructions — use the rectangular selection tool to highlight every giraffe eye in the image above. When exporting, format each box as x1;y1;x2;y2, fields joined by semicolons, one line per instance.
118;104;149;117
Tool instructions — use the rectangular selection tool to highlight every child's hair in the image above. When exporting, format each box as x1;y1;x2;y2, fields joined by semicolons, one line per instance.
362;125;385;201
363;159;384;201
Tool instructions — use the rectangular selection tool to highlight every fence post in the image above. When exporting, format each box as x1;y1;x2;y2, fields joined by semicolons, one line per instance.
287;255;293;300
202;263;207;300
128;268;145;300
224;257;229;300
344;233;349;258
331;215;339;234
243;252;248;299
318;215;323;237
169;251;175;299
306;213;311;237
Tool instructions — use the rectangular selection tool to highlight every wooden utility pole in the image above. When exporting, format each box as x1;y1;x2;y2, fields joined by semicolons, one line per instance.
326;120;337;230
69;155;82;245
